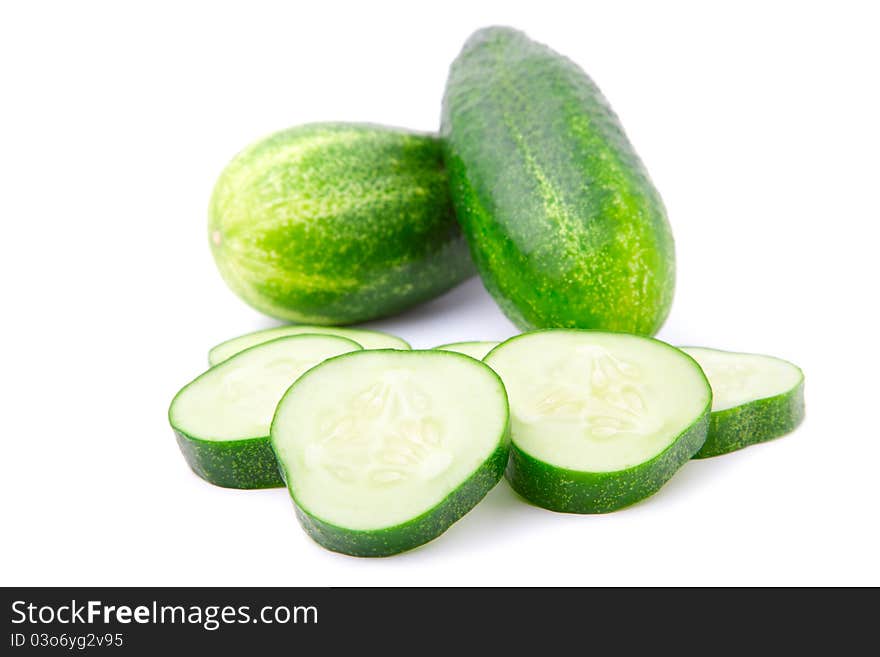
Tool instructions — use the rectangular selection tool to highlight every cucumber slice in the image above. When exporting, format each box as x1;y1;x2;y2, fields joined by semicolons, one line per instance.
484;330;711;513
170;334;361;489
680;347;805;458
434;341;499;360
271;350;509;557
208;326;409;365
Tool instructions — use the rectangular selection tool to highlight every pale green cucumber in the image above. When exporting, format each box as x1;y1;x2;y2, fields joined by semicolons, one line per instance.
170;334;361;488
209;123;473;324
680;347;805;458
485;330;710;513
271;350;509;557
209;325;409;366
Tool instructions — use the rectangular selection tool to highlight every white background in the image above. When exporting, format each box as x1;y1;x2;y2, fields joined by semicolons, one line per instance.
2;0;878;586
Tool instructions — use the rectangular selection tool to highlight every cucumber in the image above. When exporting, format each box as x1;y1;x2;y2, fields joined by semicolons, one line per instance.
441;27;675;335
680;347;805;458
170;334;361;489
209;123;474;325
270;350;509;557
209;325;409;366
434;341;499;360
484;330;710;513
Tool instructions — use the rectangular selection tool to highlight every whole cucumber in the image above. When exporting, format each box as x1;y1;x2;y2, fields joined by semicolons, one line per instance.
209;123;473;325
441;27;675;335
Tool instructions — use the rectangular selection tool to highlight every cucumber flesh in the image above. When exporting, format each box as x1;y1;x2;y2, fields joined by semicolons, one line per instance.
271;350;509;556
208;326;409;366
485;330;710;513
434;341;499;360
170;334;361;488
680;347;805;458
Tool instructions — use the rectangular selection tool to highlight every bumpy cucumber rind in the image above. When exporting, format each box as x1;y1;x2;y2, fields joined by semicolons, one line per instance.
441;27;674;335
209;123;473;325
506;412;709;514
288;441;508;557
694;380;805;459
174;431;283;489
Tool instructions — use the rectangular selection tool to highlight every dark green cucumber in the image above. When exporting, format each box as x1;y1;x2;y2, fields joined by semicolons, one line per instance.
169;334;361;488
681;347;805;458
441;27;675;335
271;350;510;556
209;123;473;325
484;330;710;513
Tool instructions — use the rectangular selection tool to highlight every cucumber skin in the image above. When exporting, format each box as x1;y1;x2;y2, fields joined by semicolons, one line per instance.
289;440;508;557
174;431;283;489
694;380;805;458
507;411;709;514
441;27;674;335
209;123;474;325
